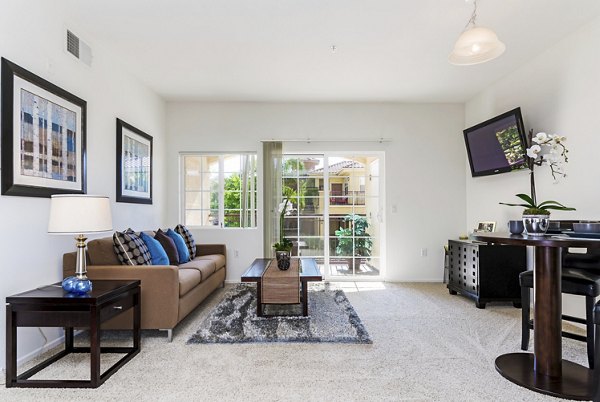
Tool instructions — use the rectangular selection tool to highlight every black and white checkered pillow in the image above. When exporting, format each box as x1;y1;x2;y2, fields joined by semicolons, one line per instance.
113;229;152;266
175;224;196;259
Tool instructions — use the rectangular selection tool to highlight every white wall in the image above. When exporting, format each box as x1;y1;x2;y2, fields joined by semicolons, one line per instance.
0;1;167;370
465;16;600;318
166;102;465;282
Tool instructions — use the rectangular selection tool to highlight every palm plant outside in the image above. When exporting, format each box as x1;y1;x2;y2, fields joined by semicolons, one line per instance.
335;214;373;261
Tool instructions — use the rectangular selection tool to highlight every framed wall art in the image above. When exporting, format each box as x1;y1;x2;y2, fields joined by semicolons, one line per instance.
1;58;87;197
116;118;152;204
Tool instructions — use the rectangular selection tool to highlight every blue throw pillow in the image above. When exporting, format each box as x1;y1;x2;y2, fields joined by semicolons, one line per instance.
140;232;169;265
166;228;190;263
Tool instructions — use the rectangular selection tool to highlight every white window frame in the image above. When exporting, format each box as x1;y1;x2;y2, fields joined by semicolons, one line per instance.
179;152;257;229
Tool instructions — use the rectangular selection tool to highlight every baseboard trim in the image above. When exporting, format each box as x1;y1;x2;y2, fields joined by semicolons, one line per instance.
11;329;84;371
385;279;444;283
16;333;65;368
227;279;444;284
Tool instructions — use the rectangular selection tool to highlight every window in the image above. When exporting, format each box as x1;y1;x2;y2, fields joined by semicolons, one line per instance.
181;153;257;228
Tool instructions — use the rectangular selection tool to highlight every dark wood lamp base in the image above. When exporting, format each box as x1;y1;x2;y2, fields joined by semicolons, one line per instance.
495;353;593;400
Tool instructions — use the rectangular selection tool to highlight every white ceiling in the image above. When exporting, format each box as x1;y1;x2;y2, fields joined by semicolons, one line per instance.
64;0;600;102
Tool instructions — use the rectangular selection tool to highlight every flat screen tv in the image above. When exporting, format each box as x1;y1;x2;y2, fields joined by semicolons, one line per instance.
463;107;528;177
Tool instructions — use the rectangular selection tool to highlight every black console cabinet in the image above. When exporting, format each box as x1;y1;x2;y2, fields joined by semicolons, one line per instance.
447;239;527;309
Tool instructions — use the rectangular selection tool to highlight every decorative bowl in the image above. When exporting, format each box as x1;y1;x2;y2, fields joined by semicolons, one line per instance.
573;222;600;233
522;215;550;236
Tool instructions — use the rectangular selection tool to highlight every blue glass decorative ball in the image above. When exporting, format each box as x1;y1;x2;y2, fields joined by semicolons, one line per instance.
62;276;93;295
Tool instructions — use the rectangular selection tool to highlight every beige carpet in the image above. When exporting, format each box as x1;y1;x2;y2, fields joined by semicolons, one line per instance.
0;282;589;401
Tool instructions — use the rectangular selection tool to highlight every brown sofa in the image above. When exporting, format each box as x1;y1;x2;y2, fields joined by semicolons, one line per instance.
63;234;226;341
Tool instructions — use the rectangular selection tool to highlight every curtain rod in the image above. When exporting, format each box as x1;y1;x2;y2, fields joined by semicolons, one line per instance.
260;138;391;143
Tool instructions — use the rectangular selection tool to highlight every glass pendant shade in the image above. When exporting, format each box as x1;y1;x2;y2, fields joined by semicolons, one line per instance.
448;26;506;66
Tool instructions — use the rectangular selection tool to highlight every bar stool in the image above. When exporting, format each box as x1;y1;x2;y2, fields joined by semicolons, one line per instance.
519;251;600;369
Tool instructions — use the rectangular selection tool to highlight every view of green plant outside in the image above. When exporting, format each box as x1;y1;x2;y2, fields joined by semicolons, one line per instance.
496;125;526;168
183;154;256;228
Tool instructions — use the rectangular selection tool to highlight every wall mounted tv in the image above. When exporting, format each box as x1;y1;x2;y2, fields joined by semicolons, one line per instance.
463;107;528;177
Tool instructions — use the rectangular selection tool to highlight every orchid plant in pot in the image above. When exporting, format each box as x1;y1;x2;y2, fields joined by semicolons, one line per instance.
500;131;575;235
273;197;295;269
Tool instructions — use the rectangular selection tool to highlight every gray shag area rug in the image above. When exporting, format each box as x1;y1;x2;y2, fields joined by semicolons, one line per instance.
187;284;372;344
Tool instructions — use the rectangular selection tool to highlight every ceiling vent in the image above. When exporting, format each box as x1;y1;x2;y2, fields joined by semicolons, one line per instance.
65;29;93;67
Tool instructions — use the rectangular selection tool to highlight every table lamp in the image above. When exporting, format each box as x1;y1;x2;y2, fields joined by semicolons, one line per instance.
48;195;113;294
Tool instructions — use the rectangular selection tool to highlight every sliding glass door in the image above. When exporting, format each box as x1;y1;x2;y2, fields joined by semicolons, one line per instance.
282;155;326;267
281;153;384;280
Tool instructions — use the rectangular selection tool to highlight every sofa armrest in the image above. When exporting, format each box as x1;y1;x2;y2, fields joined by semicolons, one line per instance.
87;265;180;329
196;244;226;259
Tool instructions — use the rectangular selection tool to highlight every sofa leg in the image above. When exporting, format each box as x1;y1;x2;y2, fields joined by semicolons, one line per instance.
221;281;225;288
162;329;173;342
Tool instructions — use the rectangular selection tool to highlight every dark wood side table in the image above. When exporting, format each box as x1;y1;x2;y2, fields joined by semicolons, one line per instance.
241;258;323;317
6;280;141;388
472;232;597;400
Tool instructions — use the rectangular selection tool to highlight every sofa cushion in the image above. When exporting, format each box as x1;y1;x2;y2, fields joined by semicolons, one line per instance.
178;267;202;296
194;254;226;270
113;230;152;266
155;229;179;265
179;258;216;282
166;229;190;263
175;224;196;259
87;237;120;265
140;232;169;265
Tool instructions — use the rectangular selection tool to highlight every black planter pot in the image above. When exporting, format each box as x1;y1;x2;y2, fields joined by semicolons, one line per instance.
275;251;291;270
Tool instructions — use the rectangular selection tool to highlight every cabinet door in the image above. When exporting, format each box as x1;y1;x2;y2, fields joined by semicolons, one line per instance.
465;245;478;295
448;242;460;287
459;243;470;291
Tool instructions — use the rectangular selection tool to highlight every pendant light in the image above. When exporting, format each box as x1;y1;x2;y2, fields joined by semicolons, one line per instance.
449;0;505;66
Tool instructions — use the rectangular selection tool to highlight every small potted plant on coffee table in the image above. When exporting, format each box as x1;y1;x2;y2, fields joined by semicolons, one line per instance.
273;198;294;270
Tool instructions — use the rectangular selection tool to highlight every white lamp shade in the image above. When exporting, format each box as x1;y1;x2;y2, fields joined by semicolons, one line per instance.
48;195;113;234
448;26;506;66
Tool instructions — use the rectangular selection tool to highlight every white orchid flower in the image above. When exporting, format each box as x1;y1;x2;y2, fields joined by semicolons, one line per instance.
526;145;541;158
278;201;287;214
555;135;566;143
532;132;548;144
285;203;294;214
547;150;560;163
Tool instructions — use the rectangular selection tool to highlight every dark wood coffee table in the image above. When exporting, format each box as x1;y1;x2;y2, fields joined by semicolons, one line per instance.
241;258;322;317
6;280;140;388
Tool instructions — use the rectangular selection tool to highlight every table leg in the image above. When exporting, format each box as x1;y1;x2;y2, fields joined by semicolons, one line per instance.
65;327;74;352
133;289;141;350
534;246;562;377
6;304;16;387
90;305;101;387
302;281;308;317
494;245;593;400
256;280;263;317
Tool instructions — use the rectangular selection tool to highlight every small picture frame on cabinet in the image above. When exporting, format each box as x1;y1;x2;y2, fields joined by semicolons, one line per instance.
476;221;496;233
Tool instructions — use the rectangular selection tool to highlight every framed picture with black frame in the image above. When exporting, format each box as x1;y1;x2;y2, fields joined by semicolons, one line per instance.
1;58;87;197
116;118;152;204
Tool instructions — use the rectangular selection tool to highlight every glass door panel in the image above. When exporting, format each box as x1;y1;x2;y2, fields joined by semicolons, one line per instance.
282;155;326;275
281;153;383;279
326;154;383;279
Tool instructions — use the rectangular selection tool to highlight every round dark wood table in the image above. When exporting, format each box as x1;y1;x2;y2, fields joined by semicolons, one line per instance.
471;232;597;400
